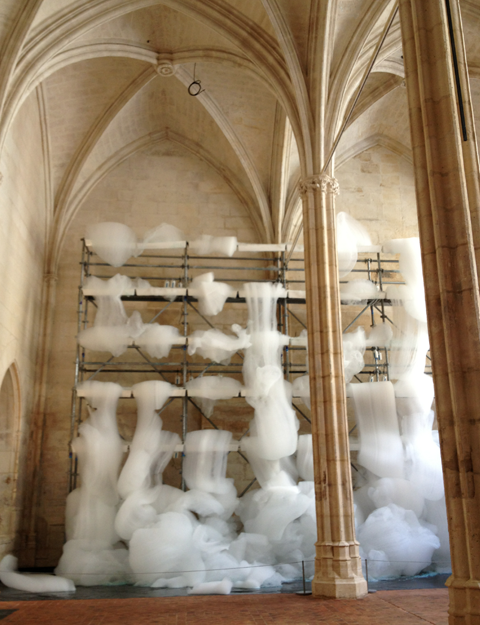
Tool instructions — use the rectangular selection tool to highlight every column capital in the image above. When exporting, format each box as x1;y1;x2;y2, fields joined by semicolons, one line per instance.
298;173;339;197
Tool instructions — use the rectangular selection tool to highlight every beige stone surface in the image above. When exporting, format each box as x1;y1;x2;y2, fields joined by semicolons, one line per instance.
399;0;480;622
336;145;417;244
0;88;48;562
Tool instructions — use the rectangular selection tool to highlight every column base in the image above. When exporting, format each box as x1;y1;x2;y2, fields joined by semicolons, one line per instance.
312;575;368;599
312;542;368;599
448;577;480;624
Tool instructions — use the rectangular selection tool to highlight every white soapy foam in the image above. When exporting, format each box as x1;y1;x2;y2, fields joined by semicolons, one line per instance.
242;282;298;461
395;376;443;501
383;238;427;322
186;376;243;400
366;323;393;348
234;566;281;589
340;279;379;303
190;273;235;316
56;381;131;585
86;223;138;267
141;223;185;248
357;503;440;577
183;430;233;495
86;275;132;327
64;228;449;587
296;435;314;481
243;488;311;541
190;235;237;257
118;381;178;499
236;432;316;582
388;289;430;380
115;488;160;541
336;212;372;278
135;324;180;359
83;274;133;297
150;484;184;515
425;497;451;572
133;277;180;301
367;478;425;519
188;578;233;594
236;479;316;583
169;489;226;518
78;275;143;356
187;325;251;364
130;512;205;587
343;327;366;383
241;435;294;490
292;375;310;409
351;381;405;479
0;555;75;593
353;485;376;529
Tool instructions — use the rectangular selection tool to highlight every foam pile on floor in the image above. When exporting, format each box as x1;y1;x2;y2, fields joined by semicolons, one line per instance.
0;555;75;593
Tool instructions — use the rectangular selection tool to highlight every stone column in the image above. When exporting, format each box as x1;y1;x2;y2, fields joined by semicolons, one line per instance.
446;0;480;271
399;1;480;623
301;173;367;599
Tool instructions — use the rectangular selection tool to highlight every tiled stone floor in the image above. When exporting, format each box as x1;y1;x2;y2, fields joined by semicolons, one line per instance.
0;589;448;624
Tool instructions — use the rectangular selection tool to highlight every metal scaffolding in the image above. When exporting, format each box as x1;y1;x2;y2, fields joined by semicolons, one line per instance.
69;239;412;492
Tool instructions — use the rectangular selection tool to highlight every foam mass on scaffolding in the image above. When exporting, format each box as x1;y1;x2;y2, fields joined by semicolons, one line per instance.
0;215;449;593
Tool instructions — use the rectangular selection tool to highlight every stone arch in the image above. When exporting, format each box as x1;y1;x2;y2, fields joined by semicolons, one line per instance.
0;362;22;558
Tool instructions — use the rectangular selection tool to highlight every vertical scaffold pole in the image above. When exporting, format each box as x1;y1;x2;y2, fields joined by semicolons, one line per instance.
282;251;291;381
181;244;189;491
377;251;389;380
69;239;87;491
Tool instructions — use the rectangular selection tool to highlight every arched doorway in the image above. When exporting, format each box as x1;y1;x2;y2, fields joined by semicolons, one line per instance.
0;364;21;559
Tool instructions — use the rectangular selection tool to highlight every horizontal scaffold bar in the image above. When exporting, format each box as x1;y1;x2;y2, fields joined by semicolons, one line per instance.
82;286;388;304
109;438;360;454
84;239;383;254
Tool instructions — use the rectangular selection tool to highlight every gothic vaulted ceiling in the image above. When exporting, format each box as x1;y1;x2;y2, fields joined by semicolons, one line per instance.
1;0;480;267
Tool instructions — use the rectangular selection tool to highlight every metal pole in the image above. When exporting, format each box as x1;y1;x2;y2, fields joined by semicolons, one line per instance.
282;251;291;382
181;245;189;491
296;559;312;595
69;240;88;491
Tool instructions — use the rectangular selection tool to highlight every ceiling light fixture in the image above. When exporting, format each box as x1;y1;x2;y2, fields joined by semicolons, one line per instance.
188;64;205;96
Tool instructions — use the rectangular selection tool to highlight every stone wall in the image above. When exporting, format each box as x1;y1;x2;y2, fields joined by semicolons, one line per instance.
336;145;418;245
0;89;48;560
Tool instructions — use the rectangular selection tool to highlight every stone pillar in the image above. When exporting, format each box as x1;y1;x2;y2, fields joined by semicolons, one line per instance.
301;173;367;599
399;1;480;623
446;0;480;270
